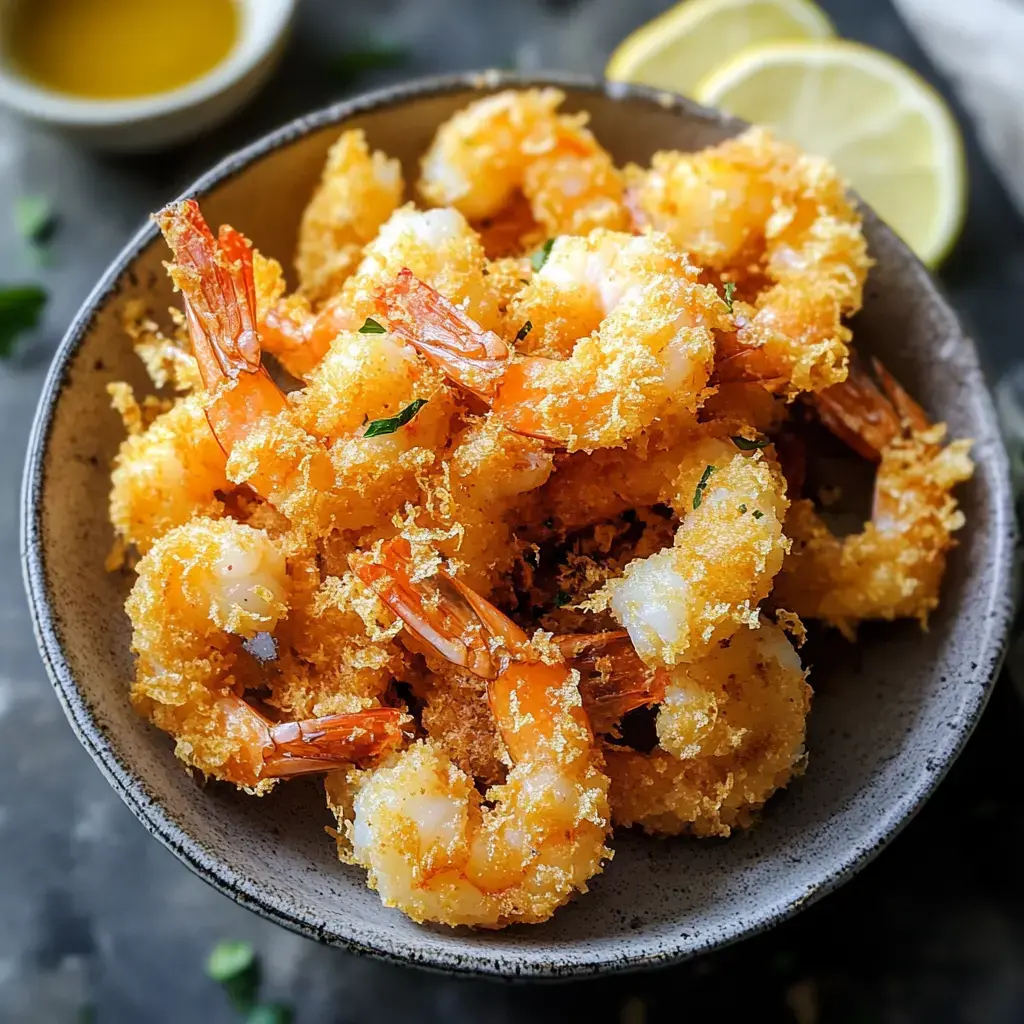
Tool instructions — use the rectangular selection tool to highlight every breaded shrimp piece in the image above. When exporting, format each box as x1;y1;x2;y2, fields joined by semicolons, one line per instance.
430;415;553;595
127;518;408;791
340;538;612;928
109;392;230;555
259;205;506;378
295;129;404;304
419;88;629;237
772;358;973;634
379;230;729;452
581;427;790;666
157;200;456;543
606;620;810;837
630;127;870;396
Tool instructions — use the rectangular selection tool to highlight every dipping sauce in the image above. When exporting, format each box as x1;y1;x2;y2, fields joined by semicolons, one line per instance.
6;0;239;100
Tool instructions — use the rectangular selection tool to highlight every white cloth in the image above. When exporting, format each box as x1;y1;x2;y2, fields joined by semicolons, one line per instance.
894;0;1024;215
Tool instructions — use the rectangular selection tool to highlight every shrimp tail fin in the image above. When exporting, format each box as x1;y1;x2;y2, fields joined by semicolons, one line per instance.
350;537;523;679
558;632;668;733
376;268;509;402
156;200;263;380
870;356;931;433
262;708;411;779
811;357;903;462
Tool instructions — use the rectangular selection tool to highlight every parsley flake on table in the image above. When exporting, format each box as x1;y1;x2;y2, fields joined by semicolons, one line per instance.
331;42;409;87
0;285;47;359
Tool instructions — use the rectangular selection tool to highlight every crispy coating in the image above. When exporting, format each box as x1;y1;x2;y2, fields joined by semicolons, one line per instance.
295;129;403;304
111;92;972;932
606;621;810;837
419;88;629;236
630;127;871;395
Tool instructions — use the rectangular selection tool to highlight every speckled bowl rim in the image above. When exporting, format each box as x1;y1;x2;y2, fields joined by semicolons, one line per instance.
20;70;1018;978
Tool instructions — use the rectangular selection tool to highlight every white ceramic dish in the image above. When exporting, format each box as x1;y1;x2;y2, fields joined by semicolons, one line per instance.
0;0;295;151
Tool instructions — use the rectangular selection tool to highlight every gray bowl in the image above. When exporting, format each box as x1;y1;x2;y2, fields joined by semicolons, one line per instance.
20;72;1017;977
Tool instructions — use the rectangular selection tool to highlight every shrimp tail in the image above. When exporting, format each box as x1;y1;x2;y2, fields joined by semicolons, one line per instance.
262;707;412;779
376;268;509;402
155;200;288;453
350;537;508;678
811;357;904;462
558;631;668;734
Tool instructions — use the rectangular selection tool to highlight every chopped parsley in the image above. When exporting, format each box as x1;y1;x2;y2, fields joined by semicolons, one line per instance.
514;320;533;344
531;238;555;272
358;316;386;334
753;510;764;520
738;503;747;514
731;435;769;451
206;940;259;1012
246;1005;294;1024
722;281;736;313
15;195;56;247
692;464;717;510
0;285;47;359
556;592;571;607
363;398;427;437
330;42;409;87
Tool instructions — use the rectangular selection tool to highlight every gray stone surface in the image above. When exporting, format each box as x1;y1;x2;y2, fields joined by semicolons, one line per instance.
2;1;1023;1021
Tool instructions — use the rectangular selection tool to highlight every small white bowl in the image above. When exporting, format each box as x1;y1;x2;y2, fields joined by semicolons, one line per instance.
0;0;295;151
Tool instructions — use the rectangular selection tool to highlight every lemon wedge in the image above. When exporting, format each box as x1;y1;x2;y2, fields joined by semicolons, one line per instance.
606;0;833;98
695;40;966;266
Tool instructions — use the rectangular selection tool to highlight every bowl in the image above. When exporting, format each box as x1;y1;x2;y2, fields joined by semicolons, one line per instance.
21;71;1017;976
0;0;295;152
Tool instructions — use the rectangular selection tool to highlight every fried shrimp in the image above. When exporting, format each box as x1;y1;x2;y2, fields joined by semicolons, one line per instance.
127;517;408;790
333;538;611;928
157;200;454;540
606;620;810;837
110;91;973;931
109;391;229;555
294;129;404;304
379;230;729;451
630;128;870;396
419;88;629;238
259;204;504;379
543;426;790;666
772;359;974;634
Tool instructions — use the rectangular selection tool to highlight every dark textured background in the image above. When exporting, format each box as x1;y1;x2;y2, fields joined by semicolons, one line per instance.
2;1;1022;1020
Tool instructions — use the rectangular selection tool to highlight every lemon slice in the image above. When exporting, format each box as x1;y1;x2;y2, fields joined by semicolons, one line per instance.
606;0;833;98
695;40;966;266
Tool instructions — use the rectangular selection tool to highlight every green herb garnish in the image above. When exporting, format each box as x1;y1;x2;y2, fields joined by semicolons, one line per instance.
738;503;747;514
723;281;735;313
515;320;533;344
556;592;571;607
246;1005;294;1024
358;317;386;334
531;238;555;272
364;398;427;437
731;435;769;451
15;195;56;247
753;510;764;519
206;940;259;1012
0;285;47;359
331;42;409;87
692;464;716;510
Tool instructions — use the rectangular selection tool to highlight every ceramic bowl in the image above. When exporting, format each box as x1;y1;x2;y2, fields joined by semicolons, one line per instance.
0;0;295;152
21;72;1017;976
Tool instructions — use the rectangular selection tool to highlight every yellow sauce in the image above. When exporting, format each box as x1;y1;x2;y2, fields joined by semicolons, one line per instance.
6;0;239;100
